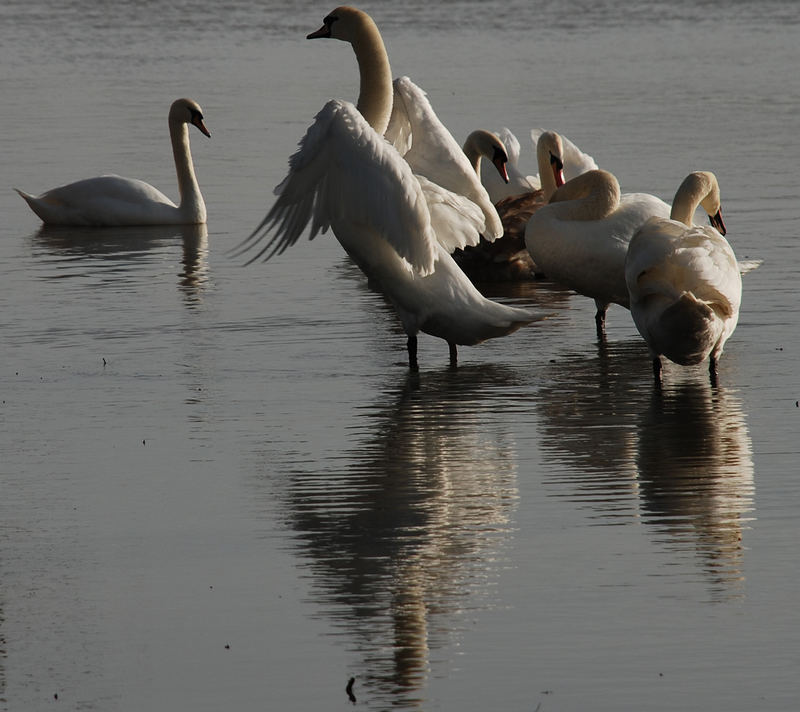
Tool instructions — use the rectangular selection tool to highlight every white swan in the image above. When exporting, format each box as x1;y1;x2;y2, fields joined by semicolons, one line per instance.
16;98;210;226
236;5;547;370
625;171;742;384
524;159;671;333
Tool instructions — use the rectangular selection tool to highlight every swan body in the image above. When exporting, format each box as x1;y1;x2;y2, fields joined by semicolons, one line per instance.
16;98;210;226
524;163;671;331
625;171;741;384
238;6;546;369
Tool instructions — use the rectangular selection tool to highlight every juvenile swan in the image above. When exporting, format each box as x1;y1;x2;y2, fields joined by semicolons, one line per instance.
16;98;210;226
524;157;671;334
625;171;741;385
235;6;547;370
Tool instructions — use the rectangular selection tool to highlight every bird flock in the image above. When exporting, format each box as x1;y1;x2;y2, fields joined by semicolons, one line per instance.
16;5;755;386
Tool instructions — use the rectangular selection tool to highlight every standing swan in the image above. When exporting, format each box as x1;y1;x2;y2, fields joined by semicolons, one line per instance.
16;98;210;226
524;156;671;334
625;171;741;385
235;6;547;370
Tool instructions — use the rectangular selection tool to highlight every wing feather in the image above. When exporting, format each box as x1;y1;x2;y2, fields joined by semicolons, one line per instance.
234;100;438;275
385;76;502;245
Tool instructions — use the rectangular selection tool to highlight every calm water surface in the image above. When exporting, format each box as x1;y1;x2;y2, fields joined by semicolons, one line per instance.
1;1;798;710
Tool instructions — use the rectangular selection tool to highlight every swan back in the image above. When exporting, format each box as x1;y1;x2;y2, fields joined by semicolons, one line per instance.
546;169;621;221
625;172;742;369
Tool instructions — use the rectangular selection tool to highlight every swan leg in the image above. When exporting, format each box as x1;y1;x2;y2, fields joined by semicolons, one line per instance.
652;356;663;387
448;341;458;369
594;301;608;339
709;355;719;388
407;335;419;372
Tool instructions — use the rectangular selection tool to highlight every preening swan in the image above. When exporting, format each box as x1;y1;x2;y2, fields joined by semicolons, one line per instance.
16;98;210;226
525;157;671;333
625;171;742;385
235;6;547;370
456;130;568;281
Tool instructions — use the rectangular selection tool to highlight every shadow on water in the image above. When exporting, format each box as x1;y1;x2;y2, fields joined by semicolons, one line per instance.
538;339;755;599
264;365;526;709
28;223;210;306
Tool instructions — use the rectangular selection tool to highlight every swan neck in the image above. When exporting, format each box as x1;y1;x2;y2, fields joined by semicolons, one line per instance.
351;17;393;135
462;135;483;175
670;172;715;226
171;118;206;222
537;140;560;199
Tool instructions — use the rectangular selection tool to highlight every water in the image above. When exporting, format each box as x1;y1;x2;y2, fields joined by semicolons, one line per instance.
1;1;798;710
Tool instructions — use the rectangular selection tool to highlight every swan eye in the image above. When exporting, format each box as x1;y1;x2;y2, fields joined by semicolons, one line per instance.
493;146;508;164
549;152;564;172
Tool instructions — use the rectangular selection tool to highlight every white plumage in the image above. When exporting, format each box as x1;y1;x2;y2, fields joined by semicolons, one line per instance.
237;6;546;370
625;171;742;384
16;98;210;226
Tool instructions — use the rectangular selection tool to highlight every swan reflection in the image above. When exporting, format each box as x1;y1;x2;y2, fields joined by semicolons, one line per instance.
278;366;522;706
538;341;755;597
30;223;209;305
636;382;755;598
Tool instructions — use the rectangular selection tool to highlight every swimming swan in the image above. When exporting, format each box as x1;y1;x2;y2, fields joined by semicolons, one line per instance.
625;171;741;385
235;5;547;370
524;161;671;333
16;98;210;226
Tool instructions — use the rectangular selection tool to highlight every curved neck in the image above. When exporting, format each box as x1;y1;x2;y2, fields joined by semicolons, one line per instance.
547;169;620;221
350;15;393;135
170;119;205;222
462;131;489;175
670;171;716;226
536;133;563;200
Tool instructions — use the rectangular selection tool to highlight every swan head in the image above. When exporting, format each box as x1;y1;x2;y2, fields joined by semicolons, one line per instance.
536;131;566;189
463;130;509;183
672;171;726;235
169;98;211;138
307;6;373;43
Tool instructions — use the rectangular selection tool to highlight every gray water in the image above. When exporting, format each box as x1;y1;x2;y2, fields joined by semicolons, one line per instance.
1;1;799;710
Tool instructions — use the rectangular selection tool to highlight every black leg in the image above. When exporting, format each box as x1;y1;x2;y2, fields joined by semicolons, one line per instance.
407;335;419;372
652;356;663;388
448;341;458;368
709;356;718;388
594;302;608;339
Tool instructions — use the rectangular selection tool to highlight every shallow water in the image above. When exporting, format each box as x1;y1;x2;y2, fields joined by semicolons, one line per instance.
1;1;799;710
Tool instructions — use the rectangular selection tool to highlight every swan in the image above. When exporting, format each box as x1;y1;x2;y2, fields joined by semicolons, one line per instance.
524;160;671;333
456;130;569;281
16;98;210;226
625;171;742;385
235;5;547;370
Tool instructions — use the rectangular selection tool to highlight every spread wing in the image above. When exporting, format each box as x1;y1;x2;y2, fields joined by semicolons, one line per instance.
234;100;438;276
385;76;502;244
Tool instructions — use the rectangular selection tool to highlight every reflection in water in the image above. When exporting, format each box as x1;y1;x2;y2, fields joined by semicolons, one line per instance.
30;223;209;305
538;340;652;519
273;366;523;708
538;340;755;598
636;383;755;599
